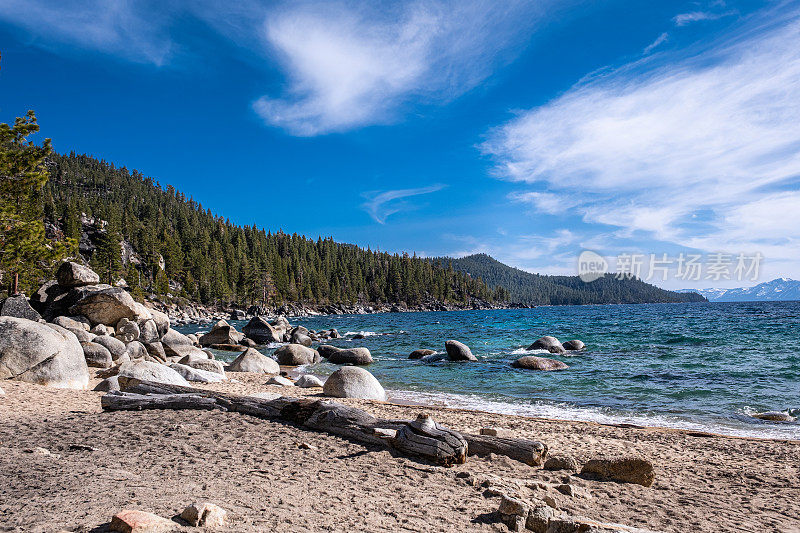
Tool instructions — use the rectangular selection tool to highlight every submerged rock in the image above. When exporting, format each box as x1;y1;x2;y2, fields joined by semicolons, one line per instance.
512;356;568;371
328;347;373;365
274;344;319;366
527;336;565;353
323;366;387;401
752;411;796;422
409;349;436;360
445;340;477;361
562;339;585;351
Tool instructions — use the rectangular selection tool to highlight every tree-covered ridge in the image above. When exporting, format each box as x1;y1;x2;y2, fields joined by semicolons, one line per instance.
441;253;706;305
43;152;499;307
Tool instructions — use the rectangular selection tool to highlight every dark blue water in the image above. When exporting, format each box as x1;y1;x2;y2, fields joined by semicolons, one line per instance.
181;302;800;440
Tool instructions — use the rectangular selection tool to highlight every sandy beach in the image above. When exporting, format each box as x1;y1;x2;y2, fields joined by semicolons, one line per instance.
1;372;798;533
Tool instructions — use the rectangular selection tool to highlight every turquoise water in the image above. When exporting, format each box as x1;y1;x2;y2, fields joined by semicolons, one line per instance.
181;302;800;440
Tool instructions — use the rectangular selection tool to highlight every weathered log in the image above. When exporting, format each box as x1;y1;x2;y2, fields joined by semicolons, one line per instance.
105;379;545;466
100;391;220;412
390;413;467;466
463;433;548;466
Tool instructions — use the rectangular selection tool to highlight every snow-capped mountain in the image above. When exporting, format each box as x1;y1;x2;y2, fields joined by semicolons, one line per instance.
678;278;800;302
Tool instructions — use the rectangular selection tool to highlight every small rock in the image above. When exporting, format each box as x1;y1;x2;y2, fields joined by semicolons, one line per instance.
298;442;317;450
179;502;227;527
295;374;324;388
479;427;513;438
511;356;568;371
267;375;294;387
562;339;585;351
543;494;558;509
110;509;173;533
544;455;578;471
581;456;655;487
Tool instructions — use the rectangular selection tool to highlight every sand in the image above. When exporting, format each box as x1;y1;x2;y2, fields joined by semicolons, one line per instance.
1;373;799;533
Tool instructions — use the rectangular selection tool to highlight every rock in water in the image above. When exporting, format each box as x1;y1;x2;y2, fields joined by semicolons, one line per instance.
0;295;42;321
291;332;313;347
82;342;113;368
199;320;244;346
242;316;282;344
0;317;89;389
317;345;341;359
323;366;387;401
581;456;655;486
445;340;477;361
328;347;373;365
562;339;585;351
409;349;435;360
274;344;319;366
56;261;100;288
227;348;279;374
512;356;569;371
753;411;796;422
116;360;190;388
527;336;565;353
68;287;139;326
295;374;324;388
110;509;173;533
180;502;227;527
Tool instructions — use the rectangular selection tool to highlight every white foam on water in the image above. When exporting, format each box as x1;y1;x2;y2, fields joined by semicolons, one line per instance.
385;389;800;441
509;347;550;355
344;331;379;337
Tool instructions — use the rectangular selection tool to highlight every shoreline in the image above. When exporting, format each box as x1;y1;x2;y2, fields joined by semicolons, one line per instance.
2;375;799;532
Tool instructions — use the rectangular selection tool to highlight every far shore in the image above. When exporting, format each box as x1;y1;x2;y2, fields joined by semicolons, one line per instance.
2;373;798;532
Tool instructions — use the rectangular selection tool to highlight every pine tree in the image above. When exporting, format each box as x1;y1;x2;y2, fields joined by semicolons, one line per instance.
92;219;123;285
0;111;71;294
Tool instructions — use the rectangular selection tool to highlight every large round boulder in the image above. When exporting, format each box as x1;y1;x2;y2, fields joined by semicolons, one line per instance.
227;348;280;374
409;349;436;360
187;358;226;376
93;335;128;361
274;344;319;366
161;329;205;359
241;316;282;344
445;340;477;361
511;356;568;371
126;340;148;360
562;340;585;351
328;347;373;365
53;315;90;331
116;360;190;388
115;318;140;342
199;320;244;347
138;319;160;344
169;363;225;383
68;286;139;326
56;261;100;288
291;332;313;347
323;367;386;401
527;336;565;353
81;341;113;368
0;317;89;389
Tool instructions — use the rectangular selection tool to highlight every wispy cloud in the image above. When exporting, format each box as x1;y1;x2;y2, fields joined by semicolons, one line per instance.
362;184;446;224
254;0;557;136
643;32;669;54
0;0;174;65
483;7;800;274
673;10;738;26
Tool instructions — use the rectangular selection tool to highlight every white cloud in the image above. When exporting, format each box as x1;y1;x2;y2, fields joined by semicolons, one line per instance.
0;0;173;65
254;0;553;135
362;184;446;224
643;32;669;54
484;8;800;275
673;10;737;26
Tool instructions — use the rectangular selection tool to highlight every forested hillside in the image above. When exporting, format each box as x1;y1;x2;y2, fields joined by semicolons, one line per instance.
443;254;706;305
42;153;499;307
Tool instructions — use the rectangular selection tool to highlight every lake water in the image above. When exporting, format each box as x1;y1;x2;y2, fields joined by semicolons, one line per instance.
180;302;800;440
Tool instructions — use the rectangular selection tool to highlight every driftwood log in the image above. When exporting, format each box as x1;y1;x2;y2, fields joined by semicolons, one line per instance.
102;379;546;466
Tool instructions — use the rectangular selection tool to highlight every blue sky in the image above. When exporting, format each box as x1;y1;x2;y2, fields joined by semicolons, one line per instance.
1;0;798;288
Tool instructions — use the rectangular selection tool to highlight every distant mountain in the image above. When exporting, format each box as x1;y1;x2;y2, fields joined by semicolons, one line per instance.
441;254;706;305
678;278;800;302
